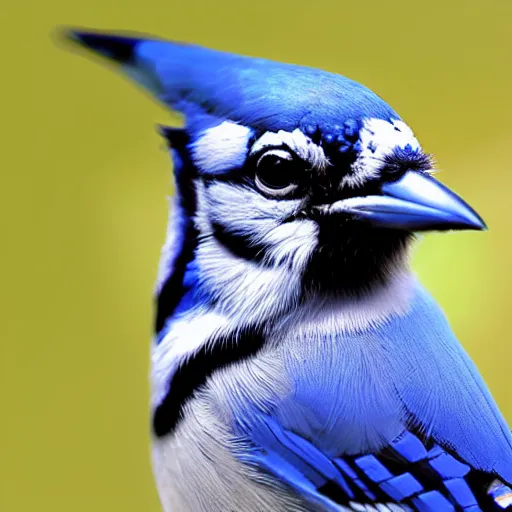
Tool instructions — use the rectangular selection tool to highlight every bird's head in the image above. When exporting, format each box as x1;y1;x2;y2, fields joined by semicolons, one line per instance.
64;30;486;326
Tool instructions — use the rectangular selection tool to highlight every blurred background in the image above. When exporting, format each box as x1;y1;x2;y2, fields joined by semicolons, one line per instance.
1;1;511;510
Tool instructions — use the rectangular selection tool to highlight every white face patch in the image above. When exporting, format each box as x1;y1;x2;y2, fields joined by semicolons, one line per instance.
151;309;230;405
190;121;253;174
346;119;422;188
152;181;310;406
198;180;318;273
193;181;308;324
251;128;330;171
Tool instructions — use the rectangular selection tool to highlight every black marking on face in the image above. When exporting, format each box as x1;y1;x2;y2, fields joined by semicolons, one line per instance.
210;221;271;264
302;217;411;297
152;327;265;437
155;129;199;334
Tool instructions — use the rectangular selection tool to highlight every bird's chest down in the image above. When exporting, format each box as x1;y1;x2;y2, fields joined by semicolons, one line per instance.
151;323;409;512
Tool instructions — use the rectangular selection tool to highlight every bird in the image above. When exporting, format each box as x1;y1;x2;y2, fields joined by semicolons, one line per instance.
62;28;512;512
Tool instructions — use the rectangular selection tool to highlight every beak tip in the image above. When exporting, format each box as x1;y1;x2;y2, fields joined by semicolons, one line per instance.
380;172;489;234
460;209;487;232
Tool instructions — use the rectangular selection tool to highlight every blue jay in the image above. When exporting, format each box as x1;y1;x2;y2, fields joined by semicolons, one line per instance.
65;29;512;511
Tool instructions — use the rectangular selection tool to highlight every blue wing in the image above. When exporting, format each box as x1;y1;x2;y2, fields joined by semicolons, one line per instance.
242;415;512;511
234;284;512;512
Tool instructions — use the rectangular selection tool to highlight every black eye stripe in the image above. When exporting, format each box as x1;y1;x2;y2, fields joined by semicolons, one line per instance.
210;221;271;264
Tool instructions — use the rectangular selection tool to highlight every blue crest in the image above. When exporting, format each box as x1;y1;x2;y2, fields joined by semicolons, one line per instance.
65;29;399;135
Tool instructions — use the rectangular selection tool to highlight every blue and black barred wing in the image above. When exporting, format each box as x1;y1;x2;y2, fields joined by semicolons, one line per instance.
242;415;512;512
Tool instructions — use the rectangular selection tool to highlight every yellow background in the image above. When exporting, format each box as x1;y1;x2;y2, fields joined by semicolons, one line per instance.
2;1;512;511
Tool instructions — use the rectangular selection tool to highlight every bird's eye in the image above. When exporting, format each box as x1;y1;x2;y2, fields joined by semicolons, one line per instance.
254;149;301;198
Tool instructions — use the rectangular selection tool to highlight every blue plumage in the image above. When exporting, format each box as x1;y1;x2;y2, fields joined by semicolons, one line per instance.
233;283;512;510
64;28;509;512
67;30;398;134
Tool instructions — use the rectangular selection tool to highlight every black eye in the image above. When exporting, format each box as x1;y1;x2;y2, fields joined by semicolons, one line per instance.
254;149;301;198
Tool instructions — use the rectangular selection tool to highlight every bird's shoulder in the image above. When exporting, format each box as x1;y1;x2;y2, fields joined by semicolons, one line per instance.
228;282;512;511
